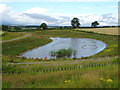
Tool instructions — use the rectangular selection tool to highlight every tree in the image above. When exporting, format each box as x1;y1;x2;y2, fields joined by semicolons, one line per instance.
2;25;9;31
14;26;21;31
40;23;48;29
71;17;80;28
91;21;99;27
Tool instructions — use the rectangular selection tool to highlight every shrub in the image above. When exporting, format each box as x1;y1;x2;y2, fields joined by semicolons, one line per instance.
50;48;76;59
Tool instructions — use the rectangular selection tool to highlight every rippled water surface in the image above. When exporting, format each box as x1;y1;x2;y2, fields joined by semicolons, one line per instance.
22;37;106;59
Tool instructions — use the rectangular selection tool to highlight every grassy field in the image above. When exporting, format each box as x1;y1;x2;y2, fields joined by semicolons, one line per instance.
0;31;4;36
3;64;118;88
75;27;118;35
2;28;119;88
3;56;118;73
0;32;27;41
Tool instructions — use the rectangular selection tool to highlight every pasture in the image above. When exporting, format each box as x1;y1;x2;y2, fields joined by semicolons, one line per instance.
75;27;118;35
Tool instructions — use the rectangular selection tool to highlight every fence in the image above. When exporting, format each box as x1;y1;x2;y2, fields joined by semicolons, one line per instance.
2;62;119;74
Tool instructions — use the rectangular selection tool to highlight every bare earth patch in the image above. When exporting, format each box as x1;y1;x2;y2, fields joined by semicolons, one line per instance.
75;27;118;35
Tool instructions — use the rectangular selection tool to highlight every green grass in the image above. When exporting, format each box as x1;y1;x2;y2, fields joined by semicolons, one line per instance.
2;28;119;88
2;56;118;73
2;30;118;63
0;32;27;41
2;29;118;63
0;31;4;36
3;64;118;88
2;34;52;56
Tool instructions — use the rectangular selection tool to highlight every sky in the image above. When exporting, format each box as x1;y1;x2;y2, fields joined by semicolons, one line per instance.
0;0;119;26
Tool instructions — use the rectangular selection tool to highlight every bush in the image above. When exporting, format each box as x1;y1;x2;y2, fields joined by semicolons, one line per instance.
50;48;76;59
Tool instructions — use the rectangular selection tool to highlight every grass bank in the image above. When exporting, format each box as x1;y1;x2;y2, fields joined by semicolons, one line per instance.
2;33;52;56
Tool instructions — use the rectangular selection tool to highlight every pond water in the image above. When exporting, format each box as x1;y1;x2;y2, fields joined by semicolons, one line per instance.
22;37;106;59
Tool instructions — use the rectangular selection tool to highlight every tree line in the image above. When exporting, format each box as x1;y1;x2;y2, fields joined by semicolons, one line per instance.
1;17;99;31
71;17;99;28
40;17;100;29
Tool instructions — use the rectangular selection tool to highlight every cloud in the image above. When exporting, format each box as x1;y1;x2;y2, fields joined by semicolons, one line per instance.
0;4;39;25
23;13;60;25
23;13;58;22
0;4;16;25
24;7;48;14
0;4;72;26
78;13;118;26
100;13;118;26
0;4;118;26
0;4;11;14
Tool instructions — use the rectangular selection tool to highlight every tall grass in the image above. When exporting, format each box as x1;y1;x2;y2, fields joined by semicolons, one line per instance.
2;56;118;73
2;64;118;88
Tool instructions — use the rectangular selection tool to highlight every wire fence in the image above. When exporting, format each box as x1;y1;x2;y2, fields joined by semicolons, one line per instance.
3;62;119;74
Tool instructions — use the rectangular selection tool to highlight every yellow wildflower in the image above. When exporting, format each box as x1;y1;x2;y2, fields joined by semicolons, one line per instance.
99;78;105;81
107;79;112;82
65;80;73;83
65;80;68;83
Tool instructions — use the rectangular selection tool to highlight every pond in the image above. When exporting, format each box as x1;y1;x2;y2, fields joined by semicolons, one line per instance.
22;37;106;59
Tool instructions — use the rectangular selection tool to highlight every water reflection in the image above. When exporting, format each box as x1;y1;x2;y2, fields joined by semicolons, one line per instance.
49;48;77;59
22;37;106;59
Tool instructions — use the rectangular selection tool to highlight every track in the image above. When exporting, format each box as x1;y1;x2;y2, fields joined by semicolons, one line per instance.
0;34;30;43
